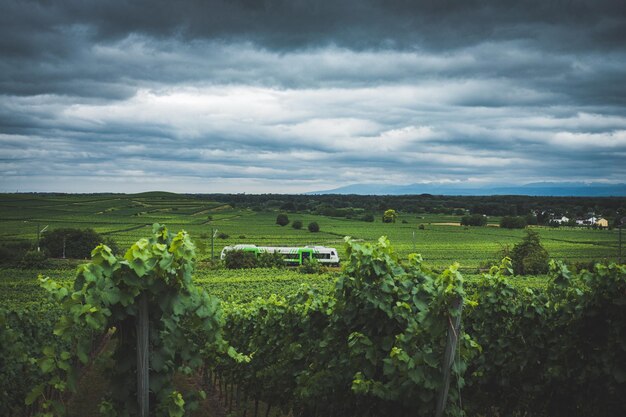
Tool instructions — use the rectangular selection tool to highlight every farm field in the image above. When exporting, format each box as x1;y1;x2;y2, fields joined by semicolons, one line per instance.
0;192;620;270
1;194;623;417
1;263;552;310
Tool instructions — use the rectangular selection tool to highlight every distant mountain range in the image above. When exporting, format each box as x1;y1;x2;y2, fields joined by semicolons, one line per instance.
308;182;626;197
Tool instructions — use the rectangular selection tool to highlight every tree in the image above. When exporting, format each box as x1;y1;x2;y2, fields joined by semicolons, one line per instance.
292;220;303;229
500;216;527;229
361;213;375;222
308;222;320;232
382;209;397;223
224;250;258;269
276;213;289;226
511;230;549;275
40;228;118;258
460;214;487;226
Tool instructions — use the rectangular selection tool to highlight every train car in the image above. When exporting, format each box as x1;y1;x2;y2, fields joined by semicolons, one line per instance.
220;244;340;266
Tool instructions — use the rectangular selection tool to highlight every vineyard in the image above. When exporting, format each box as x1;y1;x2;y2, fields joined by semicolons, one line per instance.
1;193;625;416
1;224;624;417
0;193;621;269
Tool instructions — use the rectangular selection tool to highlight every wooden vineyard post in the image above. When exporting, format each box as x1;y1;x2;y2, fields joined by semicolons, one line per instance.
137;292;149;417
435;296;463;417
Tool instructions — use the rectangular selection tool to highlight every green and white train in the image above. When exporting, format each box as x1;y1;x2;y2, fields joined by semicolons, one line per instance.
220;244;340;266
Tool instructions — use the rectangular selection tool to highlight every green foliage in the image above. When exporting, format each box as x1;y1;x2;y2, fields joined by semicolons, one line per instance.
0;240;32;264
256;251;284;268
20;249;48;269
292;220;303;229
382;209;397;223
465;260;626;416
307;221;320;232
460;214;487;226
224;250;258;269
30;224;225;417
511;230;549;275
297;257;323;274
213;237;475;417
223;250;284;269
499;216;528;229
276;213;289;226
40;228;118;259
217;232;229;239
0;306;62;416
361;213;375;222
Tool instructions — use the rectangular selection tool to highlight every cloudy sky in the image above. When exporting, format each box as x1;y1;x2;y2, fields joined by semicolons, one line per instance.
1;0;625;193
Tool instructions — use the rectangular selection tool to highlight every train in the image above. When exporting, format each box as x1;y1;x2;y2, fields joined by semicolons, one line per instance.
220;244;340;266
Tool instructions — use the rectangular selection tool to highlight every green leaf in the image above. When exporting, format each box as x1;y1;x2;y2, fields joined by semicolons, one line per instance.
40;358;56;373
25;384;44;405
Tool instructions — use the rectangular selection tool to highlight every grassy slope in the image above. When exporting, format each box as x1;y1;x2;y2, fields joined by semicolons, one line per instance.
0;193;618;271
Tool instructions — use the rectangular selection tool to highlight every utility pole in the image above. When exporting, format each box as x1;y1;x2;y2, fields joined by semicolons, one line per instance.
617;217;626;265
37;224;48;252
412;230;416;253
211;228;218;260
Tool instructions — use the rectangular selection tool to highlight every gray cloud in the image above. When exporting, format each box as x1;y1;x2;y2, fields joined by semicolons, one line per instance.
0;0;625;193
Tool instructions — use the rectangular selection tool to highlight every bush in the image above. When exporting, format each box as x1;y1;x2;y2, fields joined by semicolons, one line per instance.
224;250;258;269
382;209;397;223
500;216;527;229
217;232;230;239
0;241;32;264
361;213;375;222
292;220;303;230
298;258;323;274
276;213;289;226
257;251;285;268
461;214;488;226
308;221;320;232
40;228;115;259
19;250;48;268
511;230;549;275
418;224;425;230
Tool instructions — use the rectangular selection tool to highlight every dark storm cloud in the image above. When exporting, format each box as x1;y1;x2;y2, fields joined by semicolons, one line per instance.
4;0;625;51
1;0;625;192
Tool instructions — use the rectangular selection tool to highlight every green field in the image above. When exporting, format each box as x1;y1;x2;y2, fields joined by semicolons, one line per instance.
0;192;619;270
1;193;623;417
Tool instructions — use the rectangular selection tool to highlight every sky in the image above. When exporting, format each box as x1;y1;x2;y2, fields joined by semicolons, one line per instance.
1;0;625;193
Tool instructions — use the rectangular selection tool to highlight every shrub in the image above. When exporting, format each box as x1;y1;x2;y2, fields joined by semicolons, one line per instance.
418;224;425;230
461;214;488;226
0;241;32;264
361;213;375;222
382;209;397;223
257;251;285;268
224;250;257;269
298;258;323;274
511;230;549;275
40;228;115;259
500;216;527;229
276;213;289;226
292;220;303;230
308;221;320;232
217;232;230;239
19;250;48;268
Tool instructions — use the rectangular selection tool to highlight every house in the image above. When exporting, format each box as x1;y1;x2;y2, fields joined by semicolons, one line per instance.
596;218;609;228
575;216;599;226
553;216;569;224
